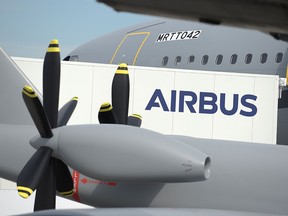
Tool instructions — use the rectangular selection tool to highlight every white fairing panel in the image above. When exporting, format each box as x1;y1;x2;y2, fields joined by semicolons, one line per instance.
13;57;278;144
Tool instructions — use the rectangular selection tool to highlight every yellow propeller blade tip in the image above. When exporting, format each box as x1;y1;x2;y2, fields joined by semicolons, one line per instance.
18;192;30;199
116;63;128;74
60;189;74;196
17;186;33;199
101;102;111;107
100;102;113;112
72;97;78;101
47;39;60;52
119;63;127;68
23;85;34;93
131;114;142;120
22;86;37;98
50;39;59;44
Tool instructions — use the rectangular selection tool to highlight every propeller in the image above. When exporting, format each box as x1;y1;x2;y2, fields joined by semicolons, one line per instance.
111;63;130;124
127;114;142;127
98;63;142;127
58;97;78;127
98;102;118;124
17;40;77;211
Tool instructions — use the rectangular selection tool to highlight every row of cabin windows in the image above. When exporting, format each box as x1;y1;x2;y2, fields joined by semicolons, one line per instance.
162;52;284;66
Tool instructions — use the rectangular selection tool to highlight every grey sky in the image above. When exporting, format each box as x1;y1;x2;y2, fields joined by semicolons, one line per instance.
0;0;155;59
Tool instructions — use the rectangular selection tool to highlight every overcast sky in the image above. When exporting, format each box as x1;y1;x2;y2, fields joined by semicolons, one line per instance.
0;0;155;59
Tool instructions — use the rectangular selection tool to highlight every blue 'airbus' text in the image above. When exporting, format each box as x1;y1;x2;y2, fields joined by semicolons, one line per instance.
145;89;257;117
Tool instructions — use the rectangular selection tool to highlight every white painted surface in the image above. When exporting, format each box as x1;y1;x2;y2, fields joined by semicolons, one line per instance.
13;57;278;143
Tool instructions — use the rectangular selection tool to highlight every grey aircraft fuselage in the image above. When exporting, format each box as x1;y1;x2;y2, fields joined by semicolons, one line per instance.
66;18;288;144
1;18;288;216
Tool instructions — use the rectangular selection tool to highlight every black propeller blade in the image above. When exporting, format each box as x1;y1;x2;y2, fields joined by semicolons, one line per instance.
42;40;74;202
58;97;78;127
17;40;76;211
34;157;56;211
98;102;118;124
36;39;60;211
56;160;74;196
56;97;78;196
43;39;61;128
111;63;130;124
17;146;53;199
19;85;57;210
127;114;142;127
22;86;53;138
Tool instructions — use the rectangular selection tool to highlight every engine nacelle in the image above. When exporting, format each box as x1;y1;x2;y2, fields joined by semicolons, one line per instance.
30;124;210;183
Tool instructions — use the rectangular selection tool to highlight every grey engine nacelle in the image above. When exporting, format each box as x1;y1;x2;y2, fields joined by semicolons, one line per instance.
30;124;210;183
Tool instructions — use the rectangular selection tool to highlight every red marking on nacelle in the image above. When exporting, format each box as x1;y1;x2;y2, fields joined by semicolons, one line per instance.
72;170;81;202
80;177;117;186
81;178;88;184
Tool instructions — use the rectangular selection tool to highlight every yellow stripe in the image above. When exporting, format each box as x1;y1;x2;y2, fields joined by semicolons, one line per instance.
18;192;30;199
110;32;150;65
128;32;150;36
101;102;110;107
17;186;33;198
50;39;59;44
116;69;128;75
119;63;127;68
23;85;34;93
72;97;78;101
60;189;74;196
131;114;142;120
110;35;129;64
132;32;150;65
116;63;128;74
47;47;60;52
100;102;113;112
100;107;112;112
22;86;37;98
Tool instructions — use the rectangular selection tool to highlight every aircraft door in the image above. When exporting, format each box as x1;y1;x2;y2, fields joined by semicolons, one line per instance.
110;32;150;65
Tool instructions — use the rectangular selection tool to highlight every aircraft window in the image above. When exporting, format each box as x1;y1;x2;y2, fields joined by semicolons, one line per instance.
230;54;237;64
188;55;195;64
216;55;223;65
63;56;70;61
245;53;252;64
162;56;169;66
175;56;182;66
70;55;79;61
202;55;209;65
276;52;283;63
260;53;268;64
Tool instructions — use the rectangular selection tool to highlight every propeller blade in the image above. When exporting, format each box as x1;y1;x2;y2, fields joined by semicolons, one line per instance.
56;160;74;196
17;147;53;199
20;40;72;211
57;98;77;196
98;102;118;124
34;39;60;211
112;63;129;124
57;97;78;127
43;39;61;129
127;114;142;127
22;86;53;138
34;158;56;211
